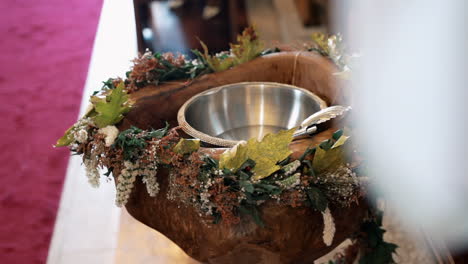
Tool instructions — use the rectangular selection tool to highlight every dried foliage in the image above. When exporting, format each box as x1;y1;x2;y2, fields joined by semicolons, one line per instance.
355;210;398;264
68;122;364;227
125;51;208;92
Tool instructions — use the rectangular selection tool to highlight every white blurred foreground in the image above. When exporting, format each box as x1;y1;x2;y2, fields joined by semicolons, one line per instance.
341;0;468;252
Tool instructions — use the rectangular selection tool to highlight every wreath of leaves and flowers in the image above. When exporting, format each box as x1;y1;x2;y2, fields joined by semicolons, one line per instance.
55;27;396;264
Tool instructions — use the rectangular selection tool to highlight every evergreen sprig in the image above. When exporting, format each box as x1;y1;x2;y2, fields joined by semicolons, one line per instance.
114;123;169;161
152;52;209;82
358;210;398;264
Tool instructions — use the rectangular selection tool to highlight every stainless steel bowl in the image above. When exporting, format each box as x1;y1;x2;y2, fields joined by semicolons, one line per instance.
177;82;327;147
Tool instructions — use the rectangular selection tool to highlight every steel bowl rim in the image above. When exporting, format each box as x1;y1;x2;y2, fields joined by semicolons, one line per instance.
177;82;327;148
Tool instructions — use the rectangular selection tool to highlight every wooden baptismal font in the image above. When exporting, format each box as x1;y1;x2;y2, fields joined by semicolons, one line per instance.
118;52;368;264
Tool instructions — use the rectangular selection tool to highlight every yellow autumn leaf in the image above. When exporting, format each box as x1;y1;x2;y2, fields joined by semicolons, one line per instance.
332;135;349;149
219;141;249;172
311;32;330;54
230;26;264;65
198;27;262;72
313;134;349;174
199;41;234;72
219;128;296;181
173;139;200;155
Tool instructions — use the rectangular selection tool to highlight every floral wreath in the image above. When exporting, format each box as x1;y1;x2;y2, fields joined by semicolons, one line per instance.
56;27;397;263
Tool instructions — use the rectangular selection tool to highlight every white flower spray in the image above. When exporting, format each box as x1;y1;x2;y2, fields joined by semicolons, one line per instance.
71;117;94;144
115;141;160;206
142;141;160;197
116;161;138;206
322;207;336;246
79;118;102;188
282;160;301;176
84;158;100;187
142;167;159;197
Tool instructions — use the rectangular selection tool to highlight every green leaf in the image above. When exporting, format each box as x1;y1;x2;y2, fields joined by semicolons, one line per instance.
113;125;169;161
278;156;291;166
332;129;350;149
319;139;334;151
247;128;295;180
199;41;234;72
239;204;264;227
173;138;200;155
240;180;254;193
92;82;132;128
299;147;316;161
238;171;250;181
222;168;232;175
245;192;270;202
277;173;300;189
306;187;328;212
230;26;264;65
202;156;219;170
359;211;398;264
332;129;343;141
254;183;281;194
238;158;256;171
102;78;117;89
219;142;249;172
147;122;169;138
312;130;351;174
55;125;74;147
196;27;263;72
220;128;295;181
359;241;397;264
313;140;347;175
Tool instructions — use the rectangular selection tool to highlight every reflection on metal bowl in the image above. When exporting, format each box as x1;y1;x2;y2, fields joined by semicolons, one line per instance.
177;82;327;147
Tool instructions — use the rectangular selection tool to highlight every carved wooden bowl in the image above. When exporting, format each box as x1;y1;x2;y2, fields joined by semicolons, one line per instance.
118;52;367;264
177;82;327;147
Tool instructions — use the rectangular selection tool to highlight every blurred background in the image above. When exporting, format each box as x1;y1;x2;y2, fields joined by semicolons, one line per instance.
133;0;341;54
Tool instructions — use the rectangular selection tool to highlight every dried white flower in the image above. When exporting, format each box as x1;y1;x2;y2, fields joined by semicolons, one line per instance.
74;129;88;143
98;125;119;147
276;172;301;189
69;117;94;145
116;154;161;206
282;160;301;176
213;169;223;176
116;161;137;207
84;158;100;187
315;165;360;206
143;170;159;197
322;207;336;246
166;171;178;201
